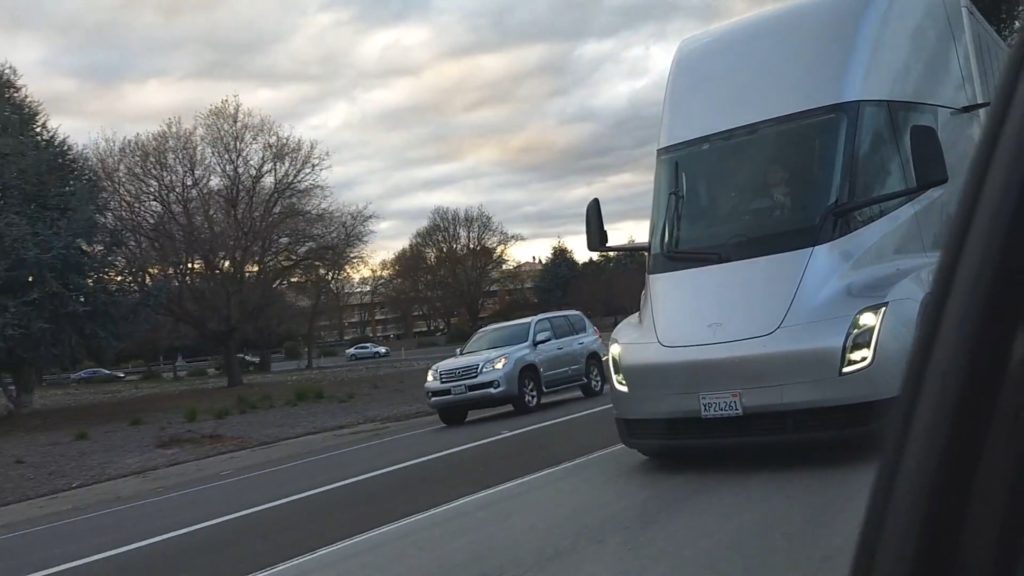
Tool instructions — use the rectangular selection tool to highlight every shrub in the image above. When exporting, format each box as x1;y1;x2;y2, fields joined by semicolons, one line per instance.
258;394;275;408
73;430;89;441
282;341;302;360
186;366;208;378
183;407;198;422
236;394;259;411
139;368;162;381
291;385;325;403
212;407;231;420
128;417;143;426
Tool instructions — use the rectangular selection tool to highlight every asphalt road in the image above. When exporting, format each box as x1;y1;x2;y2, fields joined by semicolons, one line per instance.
0;390;879;576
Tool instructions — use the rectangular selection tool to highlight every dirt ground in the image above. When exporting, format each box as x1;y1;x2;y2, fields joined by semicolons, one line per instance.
0;362;435;506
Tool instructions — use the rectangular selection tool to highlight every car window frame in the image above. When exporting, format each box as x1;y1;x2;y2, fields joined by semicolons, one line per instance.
851;37;1024;576
549;316;575;340
533;318;553;340
567;314;588;335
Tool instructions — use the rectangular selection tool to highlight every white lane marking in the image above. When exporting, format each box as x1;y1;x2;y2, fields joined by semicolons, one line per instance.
252;444;624;576
0;424;441;541
25;403;613;576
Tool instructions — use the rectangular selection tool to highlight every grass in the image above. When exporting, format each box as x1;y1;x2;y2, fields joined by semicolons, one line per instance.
337;391;357;404
212;407;231;420
236;394;259;412
73;430;89;441
320;348;339;357
128;416;143;426
183;406;199;423
258;393;275;409
285;399;299;408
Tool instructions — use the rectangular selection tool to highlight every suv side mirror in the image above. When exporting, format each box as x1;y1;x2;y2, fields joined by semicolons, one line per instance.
910;125;948;189
534;331;553;346
586;198;609;252
454;347;462;356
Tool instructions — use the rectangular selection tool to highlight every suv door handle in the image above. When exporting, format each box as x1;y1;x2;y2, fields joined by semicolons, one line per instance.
576;341;585;346
556;346;564;350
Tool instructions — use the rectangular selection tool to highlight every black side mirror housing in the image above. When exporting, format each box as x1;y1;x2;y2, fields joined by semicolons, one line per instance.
586;198;609;252
910;125;949;189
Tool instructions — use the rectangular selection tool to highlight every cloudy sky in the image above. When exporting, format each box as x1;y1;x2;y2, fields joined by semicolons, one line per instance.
3;0;779;263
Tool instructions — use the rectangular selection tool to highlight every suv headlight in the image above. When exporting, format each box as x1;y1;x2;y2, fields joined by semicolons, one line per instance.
840;304;887;375
426;368;438;382
481;355;509;373
609;342;628;392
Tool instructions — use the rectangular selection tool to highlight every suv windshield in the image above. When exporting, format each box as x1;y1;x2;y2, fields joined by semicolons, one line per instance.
651;104;851;271
461;322;531;354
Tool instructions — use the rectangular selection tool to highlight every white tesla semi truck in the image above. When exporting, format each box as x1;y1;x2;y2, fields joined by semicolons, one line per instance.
585;0;1007;456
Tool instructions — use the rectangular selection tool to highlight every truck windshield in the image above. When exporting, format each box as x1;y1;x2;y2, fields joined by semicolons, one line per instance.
652;104;851;270
461;322;531;354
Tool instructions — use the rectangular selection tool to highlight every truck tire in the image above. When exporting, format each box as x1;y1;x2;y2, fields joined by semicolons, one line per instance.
438;407;468;426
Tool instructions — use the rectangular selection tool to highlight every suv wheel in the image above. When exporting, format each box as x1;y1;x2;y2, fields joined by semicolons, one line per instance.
438;407;468;426
579;357;605;397
513;369;541;414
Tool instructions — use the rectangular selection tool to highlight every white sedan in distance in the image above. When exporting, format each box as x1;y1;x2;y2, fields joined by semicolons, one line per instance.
345;343;391;361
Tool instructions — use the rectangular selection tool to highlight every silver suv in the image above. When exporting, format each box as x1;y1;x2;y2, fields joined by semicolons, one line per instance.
425;311;608;426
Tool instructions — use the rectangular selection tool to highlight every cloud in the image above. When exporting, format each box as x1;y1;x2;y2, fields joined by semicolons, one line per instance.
1;0;786;262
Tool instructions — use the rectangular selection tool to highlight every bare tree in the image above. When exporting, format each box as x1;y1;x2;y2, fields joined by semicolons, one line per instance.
410;206;524;329
94;96;340;387
294;204;375;368
352;261;387;337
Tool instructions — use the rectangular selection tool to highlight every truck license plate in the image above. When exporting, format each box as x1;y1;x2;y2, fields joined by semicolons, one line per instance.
699;391;743;418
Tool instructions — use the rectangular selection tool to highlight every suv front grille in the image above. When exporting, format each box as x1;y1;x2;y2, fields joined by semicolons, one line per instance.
439;364;480;383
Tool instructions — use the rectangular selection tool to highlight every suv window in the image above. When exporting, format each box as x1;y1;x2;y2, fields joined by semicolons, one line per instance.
568;315;587;335
550;316;575;339
533;319;552;339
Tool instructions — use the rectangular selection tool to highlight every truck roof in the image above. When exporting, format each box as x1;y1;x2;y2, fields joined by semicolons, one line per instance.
660;0;975;148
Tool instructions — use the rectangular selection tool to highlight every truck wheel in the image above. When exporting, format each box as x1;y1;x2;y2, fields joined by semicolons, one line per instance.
438;407;468;426
579;357;605;397
512;369;541;414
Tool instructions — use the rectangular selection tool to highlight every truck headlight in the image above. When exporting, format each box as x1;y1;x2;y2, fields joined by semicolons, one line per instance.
426;368;438;382
481;355;509;373
840;304;887;375
609;342;628;392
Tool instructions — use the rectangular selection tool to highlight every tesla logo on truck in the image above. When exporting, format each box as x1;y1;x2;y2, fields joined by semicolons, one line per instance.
707;322;723;337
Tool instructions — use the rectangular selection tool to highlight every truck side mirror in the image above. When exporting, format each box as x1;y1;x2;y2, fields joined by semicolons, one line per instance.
586;198;609;252
910;125;948;189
